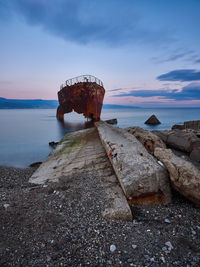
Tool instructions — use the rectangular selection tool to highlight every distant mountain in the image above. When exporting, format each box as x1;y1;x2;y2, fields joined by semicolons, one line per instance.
103;104;140;109
0;98;58;109
0;98;140;109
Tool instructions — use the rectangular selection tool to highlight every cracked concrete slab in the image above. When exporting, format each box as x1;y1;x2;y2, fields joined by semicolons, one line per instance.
96;122;171;205
30;127;132;221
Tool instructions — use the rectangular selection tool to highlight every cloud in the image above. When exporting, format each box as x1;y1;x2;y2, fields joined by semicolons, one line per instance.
108;87;139;92
157;69;200;82
151;48;198;64
152;52;187;64
112;82;200;101
166;53;186;62
113;89;178;98
195;59;200;63
0;0;173;46
109;88;123;92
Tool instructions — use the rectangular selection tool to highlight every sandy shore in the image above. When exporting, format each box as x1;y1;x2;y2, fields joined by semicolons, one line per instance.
0;165;200;266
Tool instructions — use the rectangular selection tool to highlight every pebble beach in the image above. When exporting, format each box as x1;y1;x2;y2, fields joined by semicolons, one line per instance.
0;164;200;266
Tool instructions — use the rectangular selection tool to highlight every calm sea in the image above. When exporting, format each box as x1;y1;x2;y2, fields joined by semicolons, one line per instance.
0;107;199;167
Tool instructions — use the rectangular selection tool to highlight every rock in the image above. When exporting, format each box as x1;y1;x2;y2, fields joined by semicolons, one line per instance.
154;148;200;205
110;244;116;252
196;131;200;138
164;218;171;224
166;131;200;153
192;230;196;235
126;126;166;154
160;256;166;263
49;141;59;148
172;124;185;130
144;115;161;125
155;128;200;163
132;245;137;249
105;118;117;125
3;204;10;210
190;147;200;162
165;241;173;251
96;122;171;205
29;161;42;168
152;130;171;143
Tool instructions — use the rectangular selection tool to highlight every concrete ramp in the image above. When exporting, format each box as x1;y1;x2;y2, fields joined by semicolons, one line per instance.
29;128;132;221
96;122;171;205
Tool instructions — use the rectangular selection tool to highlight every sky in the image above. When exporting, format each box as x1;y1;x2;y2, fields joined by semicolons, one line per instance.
0;0;200;107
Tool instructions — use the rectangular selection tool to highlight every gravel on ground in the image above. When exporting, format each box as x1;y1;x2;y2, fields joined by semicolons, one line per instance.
0;165;200;266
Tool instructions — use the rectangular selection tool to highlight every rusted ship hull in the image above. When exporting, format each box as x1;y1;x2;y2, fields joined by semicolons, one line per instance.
56;75;105;121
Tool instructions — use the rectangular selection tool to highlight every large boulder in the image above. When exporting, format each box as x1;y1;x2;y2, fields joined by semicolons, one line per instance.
152;130;171;143
126;126;166;154
190;147;200;162
196;131;200;138
96;122;171;205
154;148;200;205
153;129;200;162
172;124;184;130
166;130;200;153
145;115;161;125
105;118;117;125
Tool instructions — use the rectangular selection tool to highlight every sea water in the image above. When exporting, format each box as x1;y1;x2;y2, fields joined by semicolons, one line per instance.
0;108;199;167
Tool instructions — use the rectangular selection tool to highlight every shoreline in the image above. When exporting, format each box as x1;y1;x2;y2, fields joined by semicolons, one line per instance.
1;109;200;168
1;124;200;266
1;122;200;265
0;165;199;266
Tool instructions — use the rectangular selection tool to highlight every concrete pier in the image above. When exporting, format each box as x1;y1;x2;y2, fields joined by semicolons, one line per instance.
30;127;132;221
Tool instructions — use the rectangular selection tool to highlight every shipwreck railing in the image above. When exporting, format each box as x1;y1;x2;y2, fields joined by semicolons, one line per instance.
60;75;104;90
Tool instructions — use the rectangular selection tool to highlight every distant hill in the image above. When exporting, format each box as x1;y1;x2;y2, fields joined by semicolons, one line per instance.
0;98;140;109
103;104;140;109
0;98;58;109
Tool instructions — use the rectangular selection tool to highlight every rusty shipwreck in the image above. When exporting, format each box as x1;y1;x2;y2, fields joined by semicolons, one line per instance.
56;75;105;121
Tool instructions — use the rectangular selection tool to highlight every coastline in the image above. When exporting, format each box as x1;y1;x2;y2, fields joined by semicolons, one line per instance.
1;107;200;168
1;125;200;266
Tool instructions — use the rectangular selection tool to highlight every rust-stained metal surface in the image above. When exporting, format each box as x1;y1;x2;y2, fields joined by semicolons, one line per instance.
56;75;105;121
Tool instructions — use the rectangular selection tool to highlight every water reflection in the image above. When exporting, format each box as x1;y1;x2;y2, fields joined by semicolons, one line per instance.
1;108;199;167
56;117;94;137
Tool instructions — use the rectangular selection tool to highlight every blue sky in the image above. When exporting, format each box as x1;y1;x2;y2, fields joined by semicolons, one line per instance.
0;0;200;106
